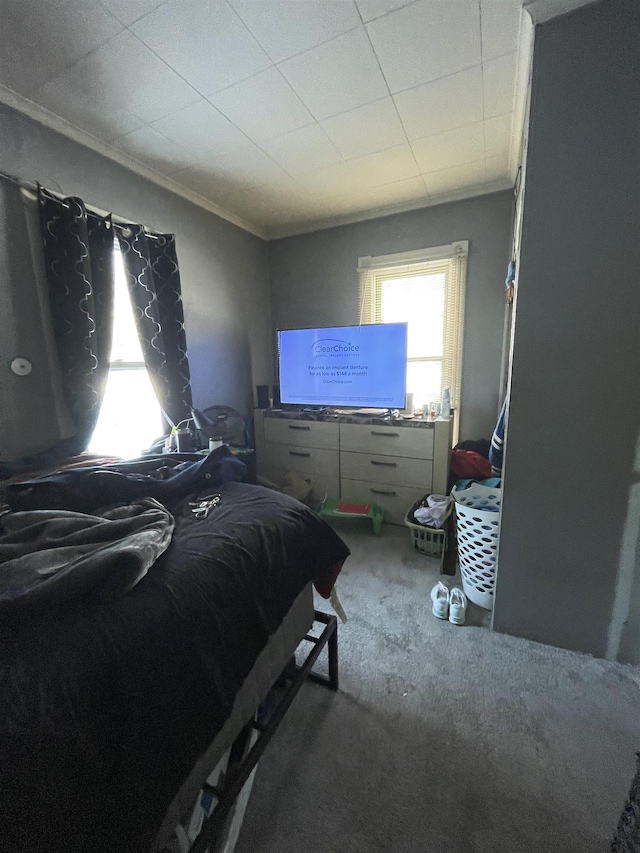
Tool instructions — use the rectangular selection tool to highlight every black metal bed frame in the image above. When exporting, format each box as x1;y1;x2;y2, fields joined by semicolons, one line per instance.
184;609;338;853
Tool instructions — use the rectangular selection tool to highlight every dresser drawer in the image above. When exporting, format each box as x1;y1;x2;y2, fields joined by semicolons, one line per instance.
265;418;339;449
339;423;434;459
261;445;339;504
340;478;428;526
340;451;432;490
264;444;339;478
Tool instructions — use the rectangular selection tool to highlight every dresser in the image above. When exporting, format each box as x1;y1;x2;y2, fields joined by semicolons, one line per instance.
254;410;454;526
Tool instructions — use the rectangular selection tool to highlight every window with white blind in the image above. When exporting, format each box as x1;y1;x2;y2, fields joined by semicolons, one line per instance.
358;242;467;413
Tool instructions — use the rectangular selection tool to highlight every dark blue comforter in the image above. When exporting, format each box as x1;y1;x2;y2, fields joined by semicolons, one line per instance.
0;481;349;853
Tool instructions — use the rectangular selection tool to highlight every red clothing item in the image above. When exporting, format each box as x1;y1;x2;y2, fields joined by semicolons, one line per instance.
450;448;492;481
315;558;346;599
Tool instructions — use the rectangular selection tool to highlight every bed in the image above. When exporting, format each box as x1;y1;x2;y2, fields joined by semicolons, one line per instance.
0;451;349;853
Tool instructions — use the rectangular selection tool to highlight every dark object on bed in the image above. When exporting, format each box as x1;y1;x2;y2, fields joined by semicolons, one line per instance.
5;445;244;513
0;498;174;616
0;482;349;853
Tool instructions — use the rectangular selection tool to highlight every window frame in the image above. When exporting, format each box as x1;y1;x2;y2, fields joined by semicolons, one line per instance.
358;241;468;409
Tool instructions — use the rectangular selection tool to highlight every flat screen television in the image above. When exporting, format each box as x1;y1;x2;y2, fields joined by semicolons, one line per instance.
277;323;408;409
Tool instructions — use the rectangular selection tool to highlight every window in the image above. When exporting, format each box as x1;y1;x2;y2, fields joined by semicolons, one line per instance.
358;242;467;412
88;243;162;458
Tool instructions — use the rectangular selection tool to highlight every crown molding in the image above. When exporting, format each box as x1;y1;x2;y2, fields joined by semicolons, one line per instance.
266;179;514;240
508;9;534;182
0;85;267;239
523;0;599;24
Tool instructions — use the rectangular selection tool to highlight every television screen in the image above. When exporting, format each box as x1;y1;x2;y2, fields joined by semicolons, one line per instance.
277;323;407;409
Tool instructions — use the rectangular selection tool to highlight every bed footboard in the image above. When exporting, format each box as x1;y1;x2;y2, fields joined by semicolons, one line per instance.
172;610;338;853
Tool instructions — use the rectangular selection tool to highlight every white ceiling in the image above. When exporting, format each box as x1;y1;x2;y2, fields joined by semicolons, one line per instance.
0;0;532;238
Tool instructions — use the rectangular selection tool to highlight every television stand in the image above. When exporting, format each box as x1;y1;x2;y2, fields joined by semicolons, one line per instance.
254;409;454;525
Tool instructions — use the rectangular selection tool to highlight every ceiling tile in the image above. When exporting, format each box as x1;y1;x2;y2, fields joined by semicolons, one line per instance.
484;112;513;159
352;143;420;185
152;99;257;160
355;0;415;23
252;181;311;207
360;174;429;206
0;36;57;99
206;144;300;191
0;0;123;96
423;159;486;196
366;0;481;94
300;143;418;193
320;97;407;160
208;66;313;142
412;122;485;174
42;99;144;142
394;66;483;140
480;0;522;62
198;189;267;229
483;52;517;118
130;0;271;96
36;31;200;128
172;166;239;200
97;0;168;26
298;197;349;220
33;79;146;142
278;27;388;121
304;173;428;220
221;185;314;230
261;124;343;175
297;160;372;194
229;0;362;63
485;153;510;184
113;125;192;175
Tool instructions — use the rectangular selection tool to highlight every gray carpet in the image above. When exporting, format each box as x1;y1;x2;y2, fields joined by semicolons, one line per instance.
236;522;640;853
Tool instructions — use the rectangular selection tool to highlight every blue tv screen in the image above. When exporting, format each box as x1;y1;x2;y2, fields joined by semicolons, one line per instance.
277;323;408;409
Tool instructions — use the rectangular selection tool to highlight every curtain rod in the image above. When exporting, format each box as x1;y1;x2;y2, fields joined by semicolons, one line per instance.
0;171;164;238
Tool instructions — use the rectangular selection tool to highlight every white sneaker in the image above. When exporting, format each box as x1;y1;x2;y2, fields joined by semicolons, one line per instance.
431;581;450;620
449;587;467;625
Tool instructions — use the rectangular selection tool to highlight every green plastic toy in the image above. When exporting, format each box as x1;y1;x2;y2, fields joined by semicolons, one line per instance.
317;496;385;534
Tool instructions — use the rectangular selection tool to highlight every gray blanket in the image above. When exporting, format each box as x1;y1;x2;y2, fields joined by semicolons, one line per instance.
0;498;174;616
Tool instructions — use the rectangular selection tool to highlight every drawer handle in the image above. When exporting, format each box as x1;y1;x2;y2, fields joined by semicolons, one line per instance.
370;430;399;437
288;450;311;457
288;424;311;430
371;460;397;467
370;488;397;496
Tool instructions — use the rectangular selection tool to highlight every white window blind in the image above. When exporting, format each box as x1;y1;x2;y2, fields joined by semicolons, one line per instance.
358;242;467;412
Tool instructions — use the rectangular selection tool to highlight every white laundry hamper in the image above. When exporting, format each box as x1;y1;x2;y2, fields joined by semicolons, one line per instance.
452;483;501;610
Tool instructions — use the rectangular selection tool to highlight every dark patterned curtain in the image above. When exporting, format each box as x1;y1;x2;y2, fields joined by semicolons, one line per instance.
115;224;192;428
38;188;115;455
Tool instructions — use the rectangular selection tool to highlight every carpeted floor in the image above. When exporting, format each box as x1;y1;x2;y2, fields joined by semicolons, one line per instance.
236;522;640;853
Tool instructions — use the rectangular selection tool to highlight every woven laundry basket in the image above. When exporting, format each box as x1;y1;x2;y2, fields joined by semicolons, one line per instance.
452;483;501;610
404;495;452;559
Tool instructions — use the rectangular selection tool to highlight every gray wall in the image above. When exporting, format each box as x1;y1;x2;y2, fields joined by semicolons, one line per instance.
0;105;272;444
268;192;513;441
493;0;640;660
